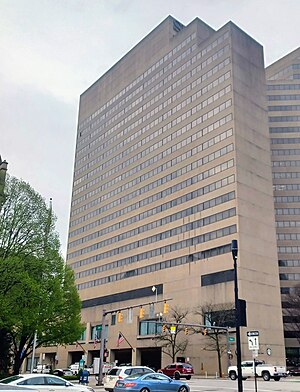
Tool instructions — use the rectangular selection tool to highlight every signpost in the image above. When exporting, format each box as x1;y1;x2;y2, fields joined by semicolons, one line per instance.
247;331;259;392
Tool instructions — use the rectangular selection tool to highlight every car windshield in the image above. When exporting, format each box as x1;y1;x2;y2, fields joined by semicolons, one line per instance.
1;376;24;384
183;364;193;368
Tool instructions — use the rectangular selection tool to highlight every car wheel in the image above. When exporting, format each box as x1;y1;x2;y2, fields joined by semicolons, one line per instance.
178;386;188;392
174;372;180;380
274;377;280;381
262;372;271;381
229;371;237;380
140;388;150;392
186;375;191;380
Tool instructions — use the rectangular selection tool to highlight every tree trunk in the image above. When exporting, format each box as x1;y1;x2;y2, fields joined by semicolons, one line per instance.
0;329;12;376
216;335;222;377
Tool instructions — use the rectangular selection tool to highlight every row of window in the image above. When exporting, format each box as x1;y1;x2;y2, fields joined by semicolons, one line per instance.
279;259;300;267
74;69;231;183
276;220;300;228
74;207;236;277
273;172;300;179
75;228;235;290
75;54;231;175
275;196;300;203
270;127;300;133
273;184;300;191
69;188;235;249
268;105;300;111
269;116;300;122
277;233;300;241
272;148;300;156
276;208;300;215
69;174;235;268
280;273;300;281
71;125;233;218
271;138;300;145
78;31;229;134
268;94;300;101
278;246;300;254
267;83;300;91
268;64;300;81
78;32;197;132
272;160;300;167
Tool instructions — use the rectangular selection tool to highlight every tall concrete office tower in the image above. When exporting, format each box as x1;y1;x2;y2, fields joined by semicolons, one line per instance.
62;16;285;372
266;47;300;364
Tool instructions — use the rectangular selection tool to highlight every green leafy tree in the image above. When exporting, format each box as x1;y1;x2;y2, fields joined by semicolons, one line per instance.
154;307;189;362
0;176;83;374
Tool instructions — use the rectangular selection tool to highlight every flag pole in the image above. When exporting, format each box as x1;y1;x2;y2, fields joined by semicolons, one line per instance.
118;331;135;352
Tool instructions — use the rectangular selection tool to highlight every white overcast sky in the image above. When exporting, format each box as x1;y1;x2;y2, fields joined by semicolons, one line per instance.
1;0;299;256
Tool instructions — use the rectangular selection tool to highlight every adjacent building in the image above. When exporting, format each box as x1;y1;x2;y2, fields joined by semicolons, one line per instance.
40;16;286;373
266;47;300;364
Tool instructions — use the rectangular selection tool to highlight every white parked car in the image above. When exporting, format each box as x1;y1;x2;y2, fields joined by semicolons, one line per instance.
70;363;80;375
103;366;154;392
32;365;52;374
0;374;95;392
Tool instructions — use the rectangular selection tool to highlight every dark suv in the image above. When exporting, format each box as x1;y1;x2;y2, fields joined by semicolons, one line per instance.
158;363;194;379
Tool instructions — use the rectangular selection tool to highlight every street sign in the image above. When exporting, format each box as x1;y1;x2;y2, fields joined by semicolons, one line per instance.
96;325;102;331
228;337;235;342
247;330;259;337
170;325;176;334
248;336;259;350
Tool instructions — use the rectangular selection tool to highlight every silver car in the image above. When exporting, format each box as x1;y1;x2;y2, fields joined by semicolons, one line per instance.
0;374;95;392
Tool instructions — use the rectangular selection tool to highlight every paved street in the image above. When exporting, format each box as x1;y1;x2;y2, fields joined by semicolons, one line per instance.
89;377;300;392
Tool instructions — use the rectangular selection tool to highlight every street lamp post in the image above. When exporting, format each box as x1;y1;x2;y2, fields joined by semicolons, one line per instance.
231;239;243;392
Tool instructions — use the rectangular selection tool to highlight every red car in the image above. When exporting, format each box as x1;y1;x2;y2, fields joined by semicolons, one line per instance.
158;363;194;380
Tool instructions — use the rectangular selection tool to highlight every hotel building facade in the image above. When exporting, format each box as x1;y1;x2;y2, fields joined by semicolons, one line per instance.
39;17;286;373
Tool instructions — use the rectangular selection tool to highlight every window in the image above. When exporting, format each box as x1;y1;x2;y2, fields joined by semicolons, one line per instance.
139;320;162;336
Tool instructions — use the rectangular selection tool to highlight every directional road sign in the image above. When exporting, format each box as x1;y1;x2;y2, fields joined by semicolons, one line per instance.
248;335;259;350
247;330;259;337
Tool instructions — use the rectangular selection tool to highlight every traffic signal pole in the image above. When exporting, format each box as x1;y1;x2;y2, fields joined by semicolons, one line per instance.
97;297;172;385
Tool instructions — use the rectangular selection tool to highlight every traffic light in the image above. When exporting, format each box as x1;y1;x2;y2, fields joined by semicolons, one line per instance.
162;324;167;332
139;306;145;319
184;327;189;335
202;328;207;336
117;311;123;323
163;301;169;314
